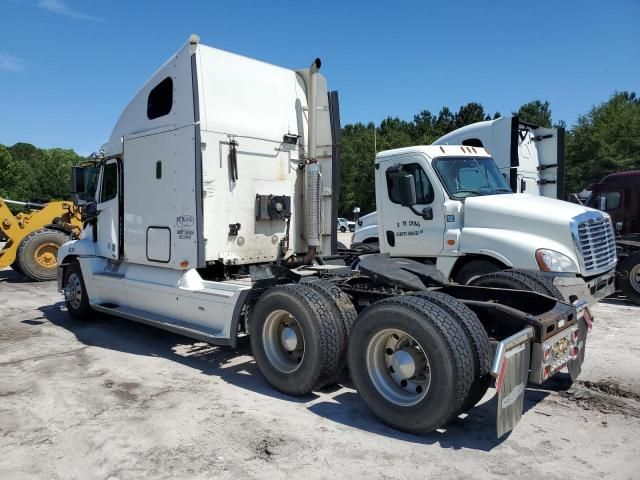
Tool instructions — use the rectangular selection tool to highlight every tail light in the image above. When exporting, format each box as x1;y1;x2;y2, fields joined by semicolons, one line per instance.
571;329;579;344
570;346;579;360
542;343;551;362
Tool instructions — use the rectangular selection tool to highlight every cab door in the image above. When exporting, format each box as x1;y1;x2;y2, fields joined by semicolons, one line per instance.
96;159;120;260
377;154;446;257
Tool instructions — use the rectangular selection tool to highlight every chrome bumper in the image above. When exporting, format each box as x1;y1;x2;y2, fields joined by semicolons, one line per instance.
490;300;592;437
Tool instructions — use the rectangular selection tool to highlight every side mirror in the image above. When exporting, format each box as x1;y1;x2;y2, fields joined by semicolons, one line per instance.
70;166;87;206
398;174;417;206
597;195;607;211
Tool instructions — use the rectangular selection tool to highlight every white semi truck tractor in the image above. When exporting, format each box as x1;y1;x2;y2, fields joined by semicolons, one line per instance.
353;143;616;304
58;36;593;437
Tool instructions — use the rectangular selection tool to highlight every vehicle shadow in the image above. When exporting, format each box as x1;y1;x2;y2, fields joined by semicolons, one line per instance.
38;301;550;451
598;295;638;307
39;301;317;404
0;268;36;283
308;384;550;451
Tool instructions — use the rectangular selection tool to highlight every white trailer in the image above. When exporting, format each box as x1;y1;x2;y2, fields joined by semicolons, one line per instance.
58;36;593;437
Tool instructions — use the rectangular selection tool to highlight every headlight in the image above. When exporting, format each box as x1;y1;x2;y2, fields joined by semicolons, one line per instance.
535;249;578;273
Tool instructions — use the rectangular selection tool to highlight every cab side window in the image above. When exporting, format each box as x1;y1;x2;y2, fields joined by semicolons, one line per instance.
101;162;118;203
591;190;622;211
387;163;434;205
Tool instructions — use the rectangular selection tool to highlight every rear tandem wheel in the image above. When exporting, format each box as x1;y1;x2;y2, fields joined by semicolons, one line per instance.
348;295;476;434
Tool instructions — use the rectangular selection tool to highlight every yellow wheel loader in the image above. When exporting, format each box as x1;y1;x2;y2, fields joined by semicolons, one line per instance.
0;198;82;281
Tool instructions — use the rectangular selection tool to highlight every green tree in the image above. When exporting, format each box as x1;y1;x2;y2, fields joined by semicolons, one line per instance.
434;107;455;138
565;91;640;192
454;102;486;128
0;142;84;202
0;143;36;201
340;122;378;215
514;100;552;127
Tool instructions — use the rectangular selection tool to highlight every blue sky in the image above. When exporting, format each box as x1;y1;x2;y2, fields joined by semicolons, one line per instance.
1;0;638;155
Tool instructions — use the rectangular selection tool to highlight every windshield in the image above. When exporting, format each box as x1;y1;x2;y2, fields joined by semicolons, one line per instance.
433;156;512;198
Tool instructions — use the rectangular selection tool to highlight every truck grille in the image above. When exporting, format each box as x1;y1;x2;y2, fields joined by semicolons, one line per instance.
576;217;616;274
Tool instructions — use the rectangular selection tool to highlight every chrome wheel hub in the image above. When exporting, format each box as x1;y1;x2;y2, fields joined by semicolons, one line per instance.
366;328;431;406
263;309;305;373
280;327;299;351
64;273;82;310
630;264;640;292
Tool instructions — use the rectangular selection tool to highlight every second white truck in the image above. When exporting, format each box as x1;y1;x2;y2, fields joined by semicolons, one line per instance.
352;144;615;304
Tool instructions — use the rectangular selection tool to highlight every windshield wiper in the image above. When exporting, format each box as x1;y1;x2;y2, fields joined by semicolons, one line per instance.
455;189;482;195
494;188;512;193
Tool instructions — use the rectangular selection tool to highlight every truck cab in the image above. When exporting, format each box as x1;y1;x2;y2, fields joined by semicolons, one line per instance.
587;170;640;304
373;145;616;304
54;37;595;438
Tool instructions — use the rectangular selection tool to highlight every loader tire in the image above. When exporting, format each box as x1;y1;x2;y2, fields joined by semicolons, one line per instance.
63;261;92;320
302;278;357;384
348;295;475;434
250;284;344;395
469;269;564;301
617;252;640;305
17;228;70;281
410;291;492;411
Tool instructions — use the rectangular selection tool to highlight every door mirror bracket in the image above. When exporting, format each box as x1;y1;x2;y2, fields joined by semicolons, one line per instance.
407;205;433;220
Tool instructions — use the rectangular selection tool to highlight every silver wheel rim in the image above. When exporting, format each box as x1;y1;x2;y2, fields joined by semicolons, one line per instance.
262;309;305;373
630;263;640;292
65;273;82;310
366;328;431;406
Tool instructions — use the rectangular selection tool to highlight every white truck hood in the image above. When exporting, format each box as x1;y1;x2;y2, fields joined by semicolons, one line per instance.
463;194;599;228
461;194;608;274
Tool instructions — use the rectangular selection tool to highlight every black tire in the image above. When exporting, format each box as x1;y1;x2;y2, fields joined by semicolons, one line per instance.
503;269;565;301
17;228;71;281
350;242;378;253
617;252;640;305
337;241;348;250
348;295;475;434
470;269;565;301
410;291;492;410
340;226;346;233
302;278;357;384
250;284;344;395
63;261;93;320
454;259;502;285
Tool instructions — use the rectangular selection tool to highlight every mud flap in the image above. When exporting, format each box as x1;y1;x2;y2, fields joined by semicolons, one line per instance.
492;327;533;437
568;302;592;381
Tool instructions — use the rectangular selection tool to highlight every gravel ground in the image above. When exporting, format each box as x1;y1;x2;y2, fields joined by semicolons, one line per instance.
1;263;639;480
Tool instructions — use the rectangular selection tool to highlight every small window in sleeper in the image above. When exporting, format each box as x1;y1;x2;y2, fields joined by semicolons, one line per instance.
147;77;173;120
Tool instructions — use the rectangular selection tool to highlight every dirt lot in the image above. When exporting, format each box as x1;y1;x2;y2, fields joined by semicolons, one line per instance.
1;263;640;480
